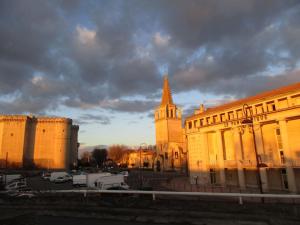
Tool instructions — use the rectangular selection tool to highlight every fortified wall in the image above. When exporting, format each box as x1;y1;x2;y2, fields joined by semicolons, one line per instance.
0;115;79;169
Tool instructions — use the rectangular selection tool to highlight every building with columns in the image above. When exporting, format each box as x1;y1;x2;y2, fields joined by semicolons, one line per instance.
185;82;300;193
0;115;79;169
154;76;187;172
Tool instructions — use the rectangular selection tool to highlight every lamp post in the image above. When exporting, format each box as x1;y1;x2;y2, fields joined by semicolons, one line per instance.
241;104;265;194
139;143;147;189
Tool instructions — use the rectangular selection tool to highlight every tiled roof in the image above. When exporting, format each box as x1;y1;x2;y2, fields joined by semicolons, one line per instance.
186;82;300;120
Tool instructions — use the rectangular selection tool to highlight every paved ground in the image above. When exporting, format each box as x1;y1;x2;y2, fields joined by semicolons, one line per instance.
27;176;73;190
0;214;165;225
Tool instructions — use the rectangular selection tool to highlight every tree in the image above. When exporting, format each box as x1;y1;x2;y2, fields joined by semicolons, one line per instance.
108;145;126;163
79;151;92;167
92;148;107;167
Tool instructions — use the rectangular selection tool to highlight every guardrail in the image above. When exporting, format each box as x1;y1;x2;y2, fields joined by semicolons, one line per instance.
3;189;299;205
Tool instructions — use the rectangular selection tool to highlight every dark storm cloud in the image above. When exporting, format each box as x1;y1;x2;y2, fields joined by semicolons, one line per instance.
0;0;300;115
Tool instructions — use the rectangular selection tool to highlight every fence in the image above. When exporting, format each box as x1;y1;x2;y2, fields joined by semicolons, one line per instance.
9;189;300;205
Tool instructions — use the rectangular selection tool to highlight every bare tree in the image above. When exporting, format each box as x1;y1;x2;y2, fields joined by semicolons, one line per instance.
79;151;92;166
108;145;127;163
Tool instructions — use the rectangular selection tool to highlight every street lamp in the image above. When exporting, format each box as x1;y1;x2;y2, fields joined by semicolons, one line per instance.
139;143;147;188
240;104;267;194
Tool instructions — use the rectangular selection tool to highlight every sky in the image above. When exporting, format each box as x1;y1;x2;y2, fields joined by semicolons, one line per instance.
1;0;300;151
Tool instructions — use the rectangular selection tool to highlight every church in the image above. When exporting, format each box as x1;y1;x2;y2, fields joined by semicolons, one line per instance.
154;76;187;172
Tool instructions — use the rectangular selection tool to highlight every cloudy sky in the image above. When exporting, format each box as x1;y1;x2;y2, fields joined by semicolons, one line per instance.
1;0;300;149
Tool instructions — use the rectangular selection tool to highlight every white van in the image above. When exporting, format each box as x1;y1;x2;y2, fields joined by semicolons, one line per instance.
86;173;111;188
95;174;129;190
72;174;87;187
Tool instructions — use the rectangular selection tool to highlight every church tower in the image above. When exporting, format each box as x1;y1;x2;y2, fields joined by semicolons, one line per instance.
154;76;186;172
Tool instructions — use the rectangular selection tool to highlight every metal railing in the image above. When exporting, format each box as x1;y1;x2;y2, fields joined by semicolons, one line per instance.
3;189;299;205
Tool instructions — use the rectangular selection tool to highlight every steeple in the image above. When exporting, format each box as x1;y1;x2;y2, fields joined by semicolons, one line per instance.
161;75;173;106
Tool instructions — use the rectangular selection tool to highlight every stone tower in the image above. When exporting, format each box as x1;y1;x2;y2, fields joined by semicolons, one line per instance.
154;76;186;172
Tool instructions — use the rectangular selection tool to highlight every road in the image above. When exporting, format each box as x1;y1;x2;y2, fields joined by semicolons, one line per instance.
21;215;166;225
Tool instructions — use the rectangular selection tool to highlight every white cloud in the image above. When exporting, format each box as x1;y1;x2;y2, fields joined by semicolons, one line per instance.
76;25;96;45
31;75;43;85
153;32;171;47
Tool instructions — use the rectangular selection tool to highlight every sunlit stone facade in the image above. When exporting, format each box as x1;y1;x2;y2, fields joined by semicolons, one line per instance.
154;76;187;172
0;115;79;169
185;83;300;193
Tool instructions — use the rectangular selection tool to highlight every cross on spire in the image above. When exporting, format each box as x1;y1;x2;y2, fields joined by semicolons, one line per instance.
161;75;173;106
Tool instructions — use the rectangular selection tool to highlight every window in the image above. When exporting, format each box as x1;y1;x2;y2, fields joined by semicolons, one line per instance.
278;98;288;109
236;109;243;118
194;120;197;128
188;121;192;129
175;152;178;159
206;117;210;125
228;111;234;120
275;128;283;150
267;101;276;112
291;94;300;106
281;169;289;190
255;104;264;114
210;169;216;185
220;113;226;122
280;150;285;164
170;109;173;118
200;119;204;126
213;115;218;123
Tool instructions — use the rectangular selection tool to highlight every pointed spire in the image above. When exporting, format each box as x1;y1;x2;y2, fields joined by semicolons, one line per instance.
161;75;173;106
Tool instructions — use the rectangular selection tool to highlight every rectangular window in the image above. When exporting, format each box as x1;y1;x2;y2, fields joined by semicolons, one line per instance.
267;101;276;112
194;120;197;128
188;121;192;129
222;132;227;160
236;109;243;118
255;104;264;114
175;152;178;159
280;150;285;164
228;111;234;120
213;115;218;123
281;169;289;190
275;128;283;150
200;119;204;126
206;117;210;125
278;98;288;109
291;94;300;106
220;113;226;122
210;169;217;185
239;133;245;160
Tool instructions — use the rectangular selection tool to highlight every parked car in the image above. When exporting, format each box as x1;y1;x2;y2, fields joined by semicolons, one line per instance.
5;181;27;191
50;172;68;182
54;176;70;183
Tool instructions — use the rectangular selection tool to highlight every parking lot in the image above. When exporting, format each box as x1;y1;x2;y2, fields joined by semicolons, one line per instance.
27;176;74;191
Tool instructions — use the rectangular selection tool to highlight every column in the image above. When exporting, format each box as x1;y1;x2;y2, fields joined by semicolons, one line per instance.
216;130;226;186
233;128;246;190
253;124;269;192
278;119;297;193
